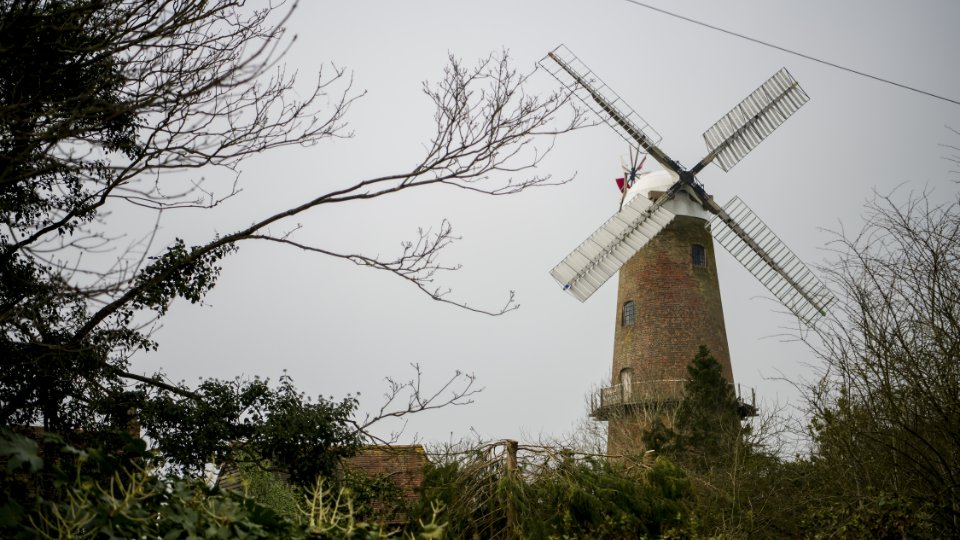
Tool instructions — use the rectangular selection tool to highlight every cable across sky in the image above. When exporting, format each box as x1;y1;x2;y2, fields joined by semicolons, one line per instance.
622;0;960;107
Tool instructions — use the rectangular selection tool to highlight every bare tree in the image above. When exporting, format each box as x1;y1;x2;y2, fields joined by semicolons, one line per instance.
0;0;586;494
803;189;960;532
0;0;584;429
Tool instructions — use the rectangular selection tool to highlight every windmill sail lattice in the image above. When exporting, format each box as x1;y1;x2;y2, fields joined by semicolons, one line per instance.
700;68;809;172
539;46;668;168
551;194;676;302
710;196;834;323
542;44;830;325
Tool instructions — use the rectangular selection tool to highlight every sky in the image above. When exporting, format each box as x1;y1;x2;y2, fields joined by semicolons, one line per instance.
133;0;960;449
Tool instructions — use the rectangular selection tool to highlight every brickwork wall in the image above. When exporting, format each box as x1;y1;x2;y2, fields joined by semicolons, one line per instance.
607;215;733;456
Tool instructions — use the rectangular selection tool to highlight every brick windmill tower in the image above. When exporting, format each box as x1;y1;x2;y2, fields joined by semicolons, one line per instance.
541;46;834;456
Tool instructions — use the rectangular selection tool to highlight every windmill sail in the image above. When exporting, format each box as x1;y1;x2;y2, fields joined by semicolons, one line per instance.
697;68;809;173
551;194;676;302
540;45;832;319
709;196;834;324
540;45;680;174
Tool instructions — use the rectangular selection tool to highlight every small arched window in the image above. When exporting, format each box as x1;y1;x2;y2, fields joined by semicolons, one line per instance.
691;244;707;267
621;300;636;326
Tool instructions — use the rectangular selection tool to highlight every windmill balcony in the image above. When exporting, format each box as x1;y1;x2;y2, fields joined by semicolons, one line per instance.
590;380;757;420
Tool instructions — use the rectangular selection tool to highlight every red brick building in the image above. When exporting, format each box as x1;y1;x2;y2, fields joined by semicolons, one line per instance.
342;445;429;524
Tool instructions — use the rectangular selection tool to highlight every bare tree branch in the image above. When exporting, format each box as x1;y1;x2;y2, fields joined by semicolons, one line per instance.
802;188;960;526
354;364;482;445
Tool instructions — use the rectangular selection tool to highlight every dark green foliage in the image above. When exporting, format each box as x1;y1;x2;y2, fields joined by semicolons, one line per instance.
643;346;744;472
640;417;674;454
132;238;236;316
802;395;950;538
673;346;743;465
637;347;800;537
801;192;960;535
0;238;235;436
0;0;361;505
0;0;235;439
804;491;935;539
0;0;140;227
409;459;472;531
0;3;142;418
0;429;425;539
1;427;153;536
235;460;305;523
234;456;411;531
338;467;406;524
140;373;361;487
520;457;691;539
410;448;693;539
407;451;503;537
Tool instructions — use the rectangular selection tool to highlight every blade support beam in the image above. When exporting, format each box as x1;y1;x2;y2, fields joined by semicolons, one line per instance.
540;46;681;174
708;196;834;323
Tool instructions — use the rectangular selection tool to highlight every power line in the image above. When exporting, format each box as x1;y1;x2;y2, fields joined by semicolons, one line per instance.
622;0;960;107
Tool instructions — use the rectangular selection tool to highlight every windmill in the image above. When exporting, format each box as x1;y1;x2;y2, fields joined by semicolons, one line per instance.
540;45;834;455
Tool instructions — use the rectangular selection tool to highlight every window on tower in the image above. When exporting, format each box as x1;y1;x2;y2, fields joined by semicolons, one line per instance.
622;300;636;326
692;244;707;267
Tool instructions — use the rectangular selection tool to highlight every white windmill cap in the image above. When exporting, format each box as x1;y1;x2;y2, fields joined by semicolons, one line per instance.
622;170;711;220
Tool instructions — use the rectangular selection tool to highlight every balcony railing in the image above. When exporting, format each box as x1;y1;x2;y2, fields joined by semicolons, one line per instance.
591;380;757;420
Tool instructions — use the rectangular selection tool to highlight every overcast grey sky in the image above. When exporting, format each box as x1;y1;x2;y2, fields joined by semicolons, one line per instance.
133;0;960;447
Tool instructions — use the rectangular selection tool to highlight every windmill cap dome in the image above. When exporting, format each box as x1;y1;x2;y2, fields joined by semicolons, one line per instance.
623;170;679;204
622;169;711;220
